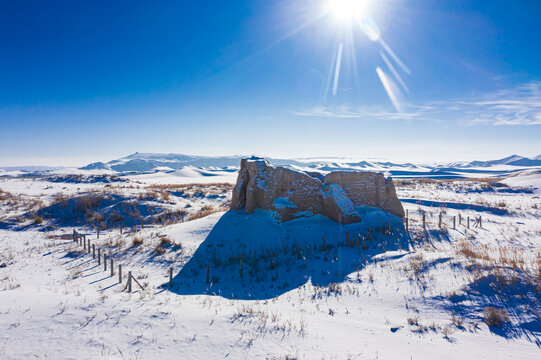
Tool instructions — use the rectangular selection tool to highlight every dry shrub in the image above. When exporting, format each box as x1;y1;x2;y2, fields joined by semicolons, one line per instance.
155;245;166;255
497;201;506;208
0;189;14;201
77;194;105;211
86;211;105;223
161;191;170;202
483;307;508;327
409;253;426;274
139;191;159;201
33;215;43;224
159;236;172;247
132;236;144;246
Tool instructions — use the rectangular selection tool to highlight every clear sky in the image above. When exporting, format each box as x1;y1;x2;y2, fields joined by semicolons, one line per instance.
1;0;540;166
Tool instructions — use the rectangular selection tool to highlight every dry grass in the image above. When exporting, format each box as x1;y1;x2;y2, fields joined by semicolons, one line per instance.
458;240;490;261
0;189;14;201
154;245;166;255
132;236;144;246
187;205;222;221
483;306;509;327
147;183;234;191
159;236;172;246
394;177;500;187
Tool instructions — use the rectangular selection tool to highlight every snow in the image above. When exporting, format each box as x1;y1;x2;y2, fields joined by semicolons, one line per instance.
502;169;541;194
273;197;297;209
1;157;541;359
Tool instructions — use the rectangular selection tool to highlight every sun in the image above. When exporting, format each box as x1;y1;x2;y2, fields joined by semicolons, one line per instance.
326;0;373;21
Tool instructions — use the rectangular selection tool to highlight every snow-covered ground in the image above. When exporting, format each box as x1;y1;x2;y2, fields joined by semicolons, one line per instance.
0;163;540;359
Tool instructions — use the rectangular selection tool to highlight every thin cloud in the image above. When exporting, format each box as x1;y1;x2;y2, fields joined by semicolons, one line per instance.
290;104;426;121
291;81;541;126
456;82;541;126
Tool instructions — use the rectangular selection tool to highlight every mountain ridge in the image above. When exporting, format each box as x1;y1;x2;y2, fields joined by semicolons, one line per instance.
79;153;541;174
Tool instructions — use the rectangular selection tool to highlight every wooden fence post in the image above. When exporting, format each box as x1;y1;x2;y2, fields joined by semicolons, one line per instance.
479;216;482;228
73;230;77;242
368;226;371;241
406;209;410;232
458;214;462;225
110;257;114;277
120;225;122;235
119;264;122;283
438;213;442;229
97;225;100;239
240;258;243;278
104;254;107;271
453;216;456;228
98;248;101;265
387;221;391;235
128;271;132;292
83;235;86;250
346;232;350;247
206;265;209;283
405;215;409;232
92;244;95;259
467;217;470;229
169;267;173;287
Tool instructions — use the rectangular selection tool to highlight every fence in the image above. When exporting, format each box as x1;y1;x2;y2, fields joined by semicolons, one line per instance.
70;229;174;292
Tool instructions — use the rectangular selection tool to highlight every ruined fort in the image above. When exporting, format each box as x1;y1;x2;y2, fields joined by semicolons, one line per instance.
231;157;404;224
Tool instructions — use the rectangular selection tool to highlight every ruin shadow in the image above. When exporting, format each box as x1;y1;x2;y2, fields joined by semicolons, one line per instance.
165;209;411;300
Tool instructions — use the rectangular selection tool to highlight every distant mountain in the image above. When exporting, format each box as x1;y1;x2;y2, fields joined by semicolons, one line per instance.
78;153;541;177
80;153;306;173
466;155;541;167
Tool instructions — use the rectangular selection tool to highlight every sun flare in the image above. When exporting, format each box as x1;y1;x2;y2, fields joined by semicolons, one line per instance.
326;0;373;21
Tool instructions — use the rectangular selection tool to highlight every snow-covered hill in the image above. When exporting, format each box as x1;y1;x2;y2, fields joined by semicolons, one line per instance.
75;153;541;181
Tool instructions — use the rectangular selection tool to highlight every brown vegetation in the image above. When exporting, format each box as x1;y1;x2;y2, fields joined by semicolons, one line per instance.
483;306;508;327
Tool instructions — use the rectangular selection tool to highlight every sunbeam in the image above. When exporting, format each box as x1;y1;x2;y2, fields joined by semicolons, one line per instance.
379;38;411;75
376;67;403;113
324;50;338;101
358;17;381;42
332;43;344;96
380;51;409;93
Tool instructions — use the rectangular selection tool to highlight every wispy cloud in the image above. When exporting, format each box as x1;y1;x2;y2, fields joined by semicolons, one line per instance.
290;104;429;121
456;82;541;126
291;81;541;126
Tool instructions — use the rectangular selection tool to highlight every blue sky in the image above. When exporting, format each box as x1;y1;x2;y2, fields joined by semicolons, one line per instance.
1;0;540;165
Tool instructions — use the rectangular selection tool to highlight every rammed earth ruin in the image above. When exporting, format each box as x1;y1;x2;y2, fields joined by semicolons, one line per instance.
231;157;404;224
